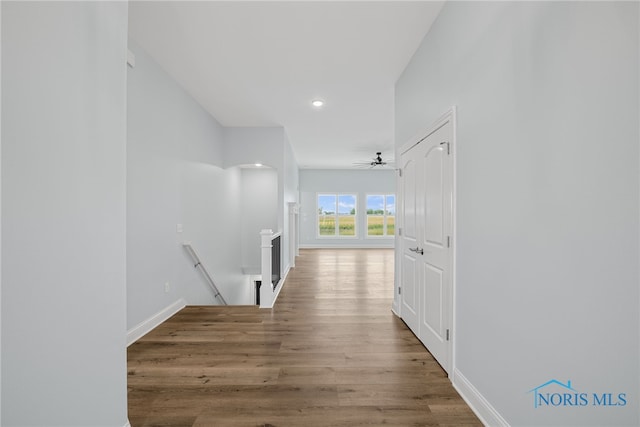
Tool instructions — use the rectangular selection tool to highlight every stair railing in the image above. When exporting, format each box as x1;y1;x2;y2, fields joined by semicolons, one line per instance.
182;242;227;305
260;229;284;308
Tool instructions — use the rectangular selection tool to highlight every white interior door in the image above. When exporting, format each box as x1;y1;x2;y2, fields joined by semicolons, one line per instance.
400;114;454;373
417;120;452;372
400;154;419;333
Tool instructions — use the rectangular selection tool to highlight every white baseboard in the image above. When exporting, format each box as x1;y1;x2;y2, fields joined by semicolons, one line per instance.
452;368;509;427
391;300;399;317
127;298;186;346
123;421;131;427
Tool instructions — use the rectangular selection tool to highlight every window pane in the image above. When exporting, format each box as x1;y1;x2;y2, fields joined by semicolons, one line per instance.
366;195;384;214
319;215;336;236
318;194;336;236
318;194;336;214
366;195;384;236
386;195;395;235
339;215;355;236
338;195;356;236
338;195;356;215
386;195;396;215
387;215;395;236
367;215;383;236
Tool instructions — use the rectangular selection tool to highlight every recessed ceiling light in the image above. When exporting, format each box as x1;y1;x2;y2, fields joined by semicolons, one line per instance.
311;99;324;108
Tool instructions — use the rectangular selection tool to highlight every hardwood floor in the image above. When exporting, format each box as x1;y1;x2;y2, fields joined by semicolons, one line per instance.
128;248;481;426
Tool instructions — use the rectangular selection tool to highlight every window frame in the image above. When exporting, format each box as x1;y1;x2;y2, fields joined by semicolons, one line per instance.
365;193;395;238
316;193;358;238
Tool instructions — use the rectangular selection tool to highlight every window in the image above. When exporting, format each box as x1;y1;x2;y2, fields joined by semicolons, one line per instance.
366;194;395;237
317;194;357;237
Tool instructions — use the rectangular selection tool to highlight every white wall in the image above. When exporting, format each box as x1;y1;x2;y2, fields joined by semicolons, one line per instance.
224;127;300;276
179;164;249;305
2;2;128;425
240;168;278;273
282;133;300;270
127;41;249;330
299;169;395;248
395;2;639;426
223;127;285;170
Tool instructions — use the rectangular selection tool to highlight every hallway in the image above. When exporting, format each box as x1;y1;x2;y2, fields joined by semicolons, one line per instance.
127;249;481;426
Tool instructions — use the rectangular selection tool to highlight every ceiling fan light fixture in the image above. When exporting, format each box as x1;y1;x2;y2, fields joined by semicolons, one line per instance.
353;151;392;169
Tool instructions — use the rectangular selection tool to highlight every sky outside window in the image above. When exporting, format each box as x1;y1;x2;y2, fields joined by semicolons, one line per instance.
367;195;384;212
318;194;336;214
338;195;356;214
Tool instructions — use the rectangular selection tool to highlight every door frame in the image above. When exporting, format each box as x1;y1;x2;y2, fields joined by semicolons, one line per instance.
394;106;457;375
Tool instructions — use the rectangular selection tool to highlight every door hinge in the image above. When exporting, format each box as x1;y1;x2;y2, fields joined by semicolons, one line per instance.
440;141;450;155
447;236;450;248
398;227;402;236
446;329;450;341
398;168;402;177
398;287;402;295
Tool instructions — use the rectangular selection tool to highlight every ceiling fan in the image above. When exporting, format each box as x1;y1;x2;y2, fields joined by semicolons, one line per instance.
353;152;394;169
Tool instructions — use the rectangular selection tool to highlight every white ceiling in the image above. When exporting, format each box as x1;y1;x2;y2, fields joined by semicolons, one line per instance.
128;1;444;169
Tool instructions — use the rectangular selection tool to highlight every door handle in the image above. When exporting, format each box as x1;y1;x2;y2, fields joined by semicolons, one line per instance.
409;247;424;255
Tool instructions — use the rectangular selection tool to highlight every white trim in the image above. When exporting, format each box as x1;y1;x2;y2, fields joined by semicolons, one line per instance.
126;49;135;68
288;202;299;268
272;265;290;305
391;301;400;317
400;107;456;156
452;368;509;427
0;3;3;420
127;298;186;346
260;229;274;306
123;421;132;427
393;146;402;319
259;265;290;309
449;106;459;379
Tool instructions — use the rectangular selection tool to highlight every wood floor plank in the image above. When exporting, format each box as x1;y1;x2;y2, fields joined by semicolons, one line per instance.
128;248;481;426
193;406;442;427
128;366;281;386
